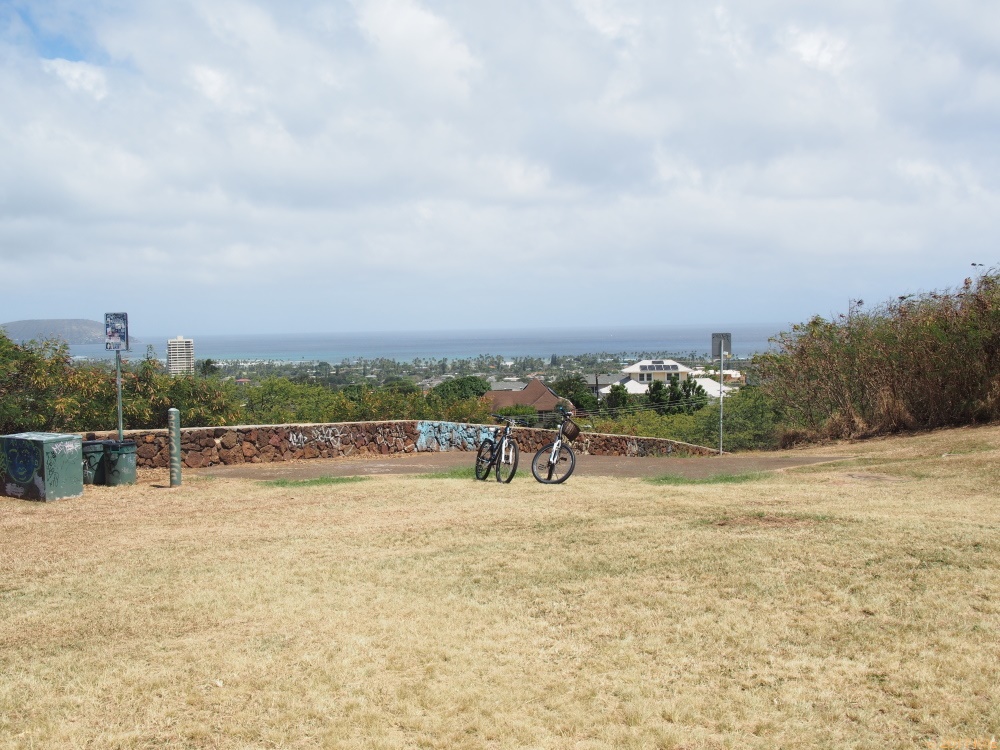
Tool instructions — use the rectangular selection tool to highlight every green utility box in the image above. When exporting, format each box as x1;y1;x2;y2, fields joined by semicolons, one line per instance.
82;440;109;485
1;432;84;501
104;440;138;486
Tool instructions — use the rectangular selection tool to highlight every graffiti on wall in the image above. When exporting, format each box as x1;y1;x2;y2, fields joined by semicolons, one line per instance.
415;421;492;452
288;426;345;451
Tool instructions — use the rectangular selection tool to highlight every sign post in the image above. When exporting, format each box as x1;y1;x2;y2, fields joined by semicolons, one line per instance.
105;313;129;441
711;333;732;455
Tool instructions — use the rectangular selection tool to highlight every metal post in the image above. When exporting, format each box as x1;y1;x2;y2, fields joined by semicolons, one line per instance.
116;351;124;442
719;350;724;455
168;408;182;487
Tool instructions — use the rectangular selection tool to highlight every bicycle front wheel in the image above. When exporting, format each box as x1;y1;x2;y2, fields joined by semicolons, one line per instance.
475;439;494;480
495;439;519;483
531;443;575;484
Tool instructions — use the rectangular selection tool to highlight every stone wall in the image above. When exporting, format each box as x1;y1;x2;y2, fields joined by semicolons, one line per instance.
83;420;715;470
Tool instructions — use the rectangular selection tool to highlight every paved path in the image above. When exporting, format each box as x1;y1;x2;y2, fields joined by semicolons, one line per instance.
193;449;845;481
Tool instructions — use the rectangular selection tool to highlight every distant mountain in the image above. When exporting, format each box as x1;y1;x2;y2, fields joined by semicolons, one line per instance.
1;319;106;345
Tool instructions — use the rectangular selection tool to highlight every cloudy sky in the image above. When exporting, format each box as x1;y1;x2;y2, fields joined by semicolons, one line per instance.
1;0;997;335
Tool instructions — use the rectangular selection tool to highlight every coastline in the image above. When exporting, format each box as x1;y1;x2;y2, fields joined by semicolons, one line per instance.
69;324;782;363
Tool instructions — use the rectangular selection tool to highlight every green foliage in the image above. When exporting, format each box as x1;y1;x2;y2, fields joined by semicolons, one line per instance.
244;378;357;424
605;383;631;411
0;332;243;432
197;358;221;377
589;409;699;443
684;387;784;451
550;374;598;412
496;404;540;427
382;376;420;394
431;376;491;402
646;376;708;415
589;387;781;451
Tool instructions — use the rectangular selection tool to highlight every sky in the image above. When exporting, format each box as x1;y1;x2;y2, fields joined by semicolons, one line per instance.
1;0;998;335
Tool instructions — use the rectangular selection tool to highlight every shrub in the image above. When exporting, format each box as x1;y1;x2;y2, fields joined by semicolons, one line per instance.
757;272;1000;438
496;404;540;427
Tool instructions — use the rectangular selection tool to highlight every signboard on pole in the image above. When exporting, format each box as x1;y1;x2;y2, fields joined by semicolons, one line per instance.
711;332;731;358
105;313;129;351
711;333;732;455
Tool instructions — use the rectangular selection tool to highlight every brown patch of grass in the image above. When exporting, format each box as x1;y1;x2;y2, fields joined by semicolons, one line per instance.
711;513;823;528
2;426;1000;748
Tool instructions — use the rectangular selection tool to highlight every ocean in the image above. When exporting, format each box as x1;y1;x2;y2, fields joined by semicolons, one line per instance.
69;324;783;363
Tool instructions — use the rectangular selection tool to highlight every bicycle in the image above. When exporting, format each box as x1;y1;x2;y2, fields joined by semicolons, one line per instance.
531;406;579;484
475;414;520;483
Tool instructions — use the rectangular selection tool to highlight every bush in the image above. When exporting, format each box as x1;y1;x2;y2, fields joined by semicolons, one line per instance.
550;375;598;412
757;272;1000;438
430;376;491;402
0;332;244;432
496;404;540;427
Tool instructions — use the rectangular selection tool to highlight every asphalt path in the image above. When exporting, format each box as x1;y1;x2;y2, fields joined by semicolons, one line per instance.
193;449;845;481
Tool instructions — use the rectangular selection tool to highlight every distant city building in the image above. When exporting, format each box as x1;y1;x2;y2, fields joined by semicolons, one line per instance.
166;336;195;375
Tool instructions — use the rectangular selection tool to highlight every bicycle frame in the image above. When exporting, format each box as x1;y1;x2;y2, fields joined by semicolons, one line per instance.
548;424;565;463
531;406;577;484
476;414;520;482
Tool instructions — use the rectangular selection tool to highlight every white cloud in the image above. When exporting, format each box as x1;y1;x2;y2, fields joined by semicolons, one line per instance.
785;26;850;74
355;0;479;98
41;58;109;100
1;1;998;334
574;0;640;44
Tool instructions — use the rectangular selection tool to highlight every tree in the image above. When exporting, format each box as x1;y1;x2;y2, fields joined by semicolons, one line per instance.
550;374;598;412
382;376;420;395
496;404;539;427
198;358;221;377
605;383;630;412
646;379;669;414
431;376;490;402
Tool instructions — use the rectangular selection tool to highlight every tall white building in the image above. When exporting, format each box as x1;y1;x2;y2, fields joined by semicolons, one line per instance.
166;336;195;375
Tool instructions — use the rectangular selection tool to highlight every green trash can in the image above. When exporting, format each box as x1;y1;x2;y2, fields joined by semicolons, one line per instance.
82;440;108;485
104;440;138;486
1;432;84;501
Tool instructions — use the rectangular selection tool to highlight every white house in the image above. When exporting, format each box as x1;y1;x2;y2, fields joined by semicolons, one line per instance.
693;377;735;399
621;359;693;386
598;379;650;397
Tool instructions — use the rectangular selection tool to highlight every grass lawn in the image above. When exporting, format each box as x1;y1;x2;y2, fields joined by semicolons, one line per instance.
2;426;999;749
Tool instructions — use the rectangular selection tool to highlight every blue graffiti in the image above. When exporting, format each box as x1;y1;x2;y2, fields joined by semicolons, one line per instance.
3;439;41;485
415;421;494;452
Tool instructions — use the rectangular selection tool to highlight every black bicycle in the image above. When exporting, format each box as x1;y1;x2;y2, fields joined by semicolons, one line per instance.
531;407;579;484
475;414;520;483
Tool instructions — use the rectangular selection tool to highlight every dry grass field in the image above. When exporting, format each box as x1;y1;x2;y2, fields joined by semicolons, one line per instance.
2;426;999;749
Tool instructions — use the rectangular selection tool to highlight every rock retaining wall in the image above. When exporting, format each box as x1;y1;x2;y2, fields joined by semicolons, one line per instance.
83;421;715;470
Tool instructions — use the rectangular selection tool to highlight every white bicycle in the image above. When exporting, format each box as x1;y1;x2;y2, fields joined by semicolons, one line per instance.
531;407;580;484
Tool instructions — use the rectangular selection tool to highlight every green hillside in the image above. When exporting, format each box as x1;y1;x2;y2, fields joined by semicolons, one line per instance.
1;318;105;345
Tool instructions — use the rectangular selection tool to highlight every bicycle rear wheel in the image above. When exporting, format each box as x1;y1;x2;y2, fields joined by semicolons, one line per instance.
531;443;575;484
475;439;494;480
495;439;519;483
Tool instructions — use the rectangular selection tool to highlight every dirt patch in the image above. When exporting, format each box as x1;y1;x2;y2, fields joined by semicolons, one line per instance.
712;514;819;528
193;451;847;481
843;472;905;482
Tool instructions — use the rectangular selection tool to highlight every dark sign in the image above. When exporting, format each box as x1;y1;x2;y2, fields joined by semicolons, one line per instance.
105;312;129;351
712;332;732;358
